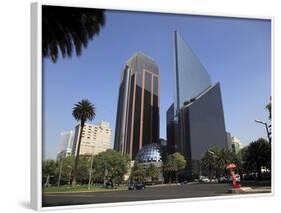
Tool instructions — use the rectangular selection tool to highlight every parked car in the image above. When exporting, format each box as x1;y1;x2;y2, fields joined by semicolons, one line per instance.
199;176;210;183
105;178;114;188
219;176;228;183
128;181;146;190
209;178;218;183
180;180;188;185
228;174;240;182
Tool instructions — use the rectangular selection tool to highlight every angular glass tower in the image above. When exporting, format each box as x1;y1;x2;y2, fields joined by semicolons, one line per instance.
168;31;227;177
114;53;160;159
173;31;212;114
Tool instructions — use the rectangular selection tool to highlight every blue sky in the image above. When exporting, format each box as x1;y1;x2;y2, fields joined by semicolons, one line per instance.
43;10;271;160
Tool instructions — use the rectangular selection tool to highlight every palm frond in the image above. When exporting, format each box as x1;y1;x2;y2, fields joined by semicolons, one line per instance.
72;99;96;124
42;5;105;62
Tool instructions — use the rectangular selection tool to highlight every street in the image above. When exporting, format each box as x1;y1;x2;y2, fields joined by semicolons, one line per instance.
43;183;235;207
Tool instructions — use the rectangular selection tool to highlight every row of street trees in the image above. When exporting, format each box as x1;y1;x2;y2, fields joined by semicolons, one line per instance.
43;150;129;187
163;152;187;183
130;152;187;183
130;163;159;182
200;138;271;180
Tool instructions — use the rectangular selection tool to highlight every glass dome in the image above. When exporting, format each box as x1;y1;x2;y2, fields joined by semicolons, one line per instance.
135;143;162;163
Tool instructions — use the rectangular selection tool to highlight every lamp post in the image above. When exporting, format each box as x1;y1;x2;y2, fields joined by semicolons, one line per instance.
208;150;216;179
199;152;205;178
57;157;64;187
88;154;94;189
67;165;72;187
255;119;271;143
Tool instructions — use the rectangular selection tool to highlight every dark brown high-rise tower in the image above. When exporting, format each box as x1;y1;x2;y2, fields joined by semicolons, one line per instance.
114;52;160;159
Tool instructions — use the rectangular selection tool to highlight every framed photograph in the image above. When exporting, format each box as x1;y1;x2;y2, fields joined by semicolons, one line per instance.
31;1;273;210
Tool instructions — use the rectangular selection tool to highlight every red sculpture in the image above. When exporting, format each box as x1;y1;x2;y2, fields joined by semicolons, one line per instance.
226;164;241;189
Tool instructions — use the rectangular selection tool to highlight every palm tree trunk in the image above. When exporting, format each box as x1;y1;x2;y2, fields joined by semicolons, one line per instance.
71;122;84;186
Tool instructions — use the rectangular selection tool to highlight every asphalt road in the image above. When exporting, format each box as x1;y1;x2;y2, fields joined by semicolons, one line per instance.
42;183;231;207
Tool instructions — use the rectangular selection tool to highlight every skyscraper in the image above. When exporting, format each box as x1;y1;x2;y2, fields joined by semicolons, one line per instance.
72;121;112;156
167;31;227;177
114;52;160;159
166;103;176;154
57;130;74;160
173;31;212;114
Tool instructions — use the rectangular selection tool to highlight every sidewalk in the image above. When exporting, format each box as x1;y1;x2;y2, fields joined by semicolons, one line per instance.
228;186;271;194
241;186;271;193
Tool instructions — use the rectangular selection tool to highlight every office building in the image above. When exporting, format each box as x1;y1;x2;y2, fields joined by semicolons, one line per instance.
166;103;176;154
226;132;243;154
57;130;74;160
226;132;233;151
167;31;228;177
72;121;112;156
231;136;242;154
114;52;160;159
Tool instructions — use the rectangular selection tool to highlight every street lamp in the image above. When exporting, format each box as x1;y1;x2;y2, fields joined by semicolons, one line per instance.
67;165;72;187
208;150;216;179
199;152;205;178
57;157;64;187
255;119;271;143
88;154;94;189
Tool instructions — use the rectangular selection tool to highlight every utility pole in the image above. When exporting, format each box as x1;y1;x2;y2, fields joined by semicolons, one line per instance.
57;158;64;187
88;154;94;189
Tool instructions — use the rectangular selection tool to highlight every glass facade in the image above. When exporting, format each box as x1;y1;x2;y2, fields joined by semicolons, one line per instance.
114;66;131;152
178;83;227;176
173;31;212;114
135;143;162;163
168;32;228;178
166;103;176;154
114;53;160;160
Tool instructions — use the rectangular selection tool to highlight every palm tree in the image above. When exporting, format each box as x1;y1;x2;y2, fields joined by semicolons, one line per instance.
201;151;215;177
216;148;232;176
71;99;95;186
42;5;105;62
265;96;272;120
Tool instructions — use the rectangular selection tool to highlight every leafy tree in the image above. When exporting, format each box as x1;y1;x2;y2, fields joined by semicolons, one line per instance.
58;156;74;185
92;150;129;184
146;163;160;182
130;163;146;182
243;138;271;180
163;152;186;183
42;6;105;62
71;99;95;186
74;155;91;184
42;160;58;187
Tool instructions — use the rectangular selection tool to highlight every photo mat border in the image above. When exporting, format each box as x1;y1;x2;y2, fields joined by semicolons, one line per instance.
31;1;274;211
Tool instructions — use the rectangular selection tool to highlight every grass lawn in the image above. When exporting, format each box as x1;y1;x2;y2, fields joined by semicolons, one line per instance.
43;184;128;193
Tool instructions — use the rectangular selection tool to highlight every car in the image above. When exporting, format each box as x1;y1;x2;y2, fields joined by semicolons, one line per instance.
128;181;146;190
105;178;114;188
228;174;240;182
199;176;210;183
209;178;218;183
219;176;228;183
